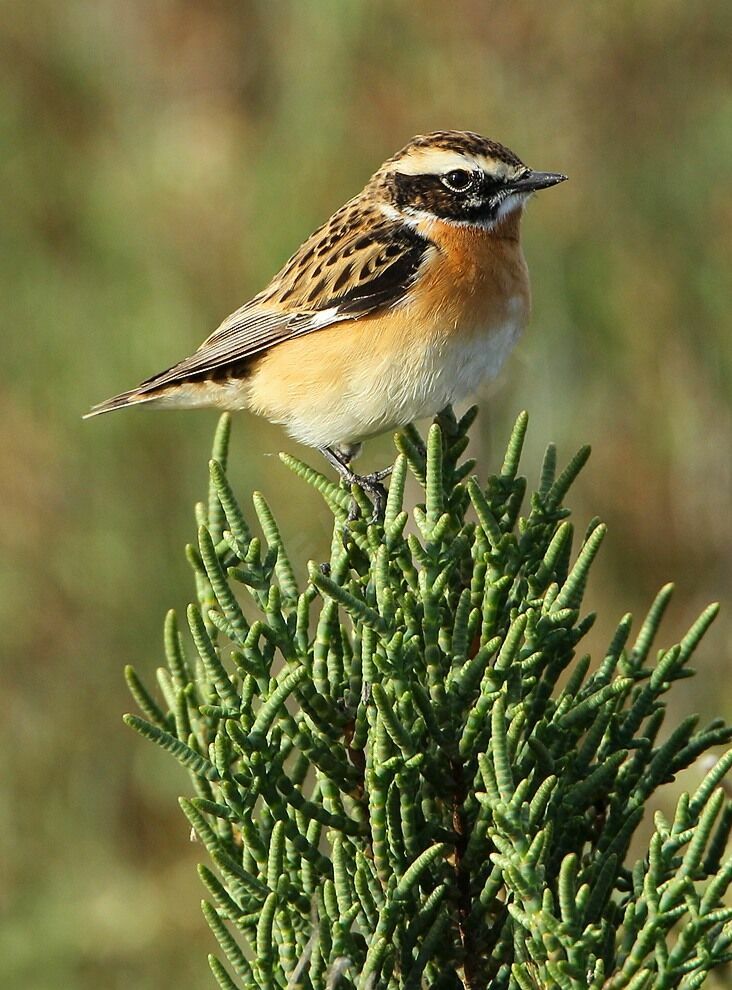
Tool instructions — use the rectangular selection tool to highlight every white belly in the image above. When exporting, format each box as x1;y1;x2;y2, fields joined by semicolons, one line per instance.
404;318;522;421
284;315;524;448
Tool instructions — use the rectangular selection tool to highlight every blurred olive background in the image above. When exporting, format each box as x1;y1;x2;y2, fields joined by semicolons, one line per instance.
2;1;732;987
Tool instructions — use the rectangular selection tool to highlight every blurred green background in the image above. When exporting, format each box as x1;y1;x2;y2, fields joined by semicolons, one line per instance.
3;1;732;987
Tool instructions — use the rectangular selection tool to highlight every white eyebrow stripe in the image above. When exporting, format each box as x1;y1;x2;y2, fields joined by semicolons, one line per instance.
391;147;521;180
474;155;517;179
391;148;477;176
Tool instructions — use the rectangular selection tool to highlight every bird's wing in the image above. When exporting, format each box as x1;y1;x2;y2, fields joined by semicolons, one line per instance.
133;208;433;394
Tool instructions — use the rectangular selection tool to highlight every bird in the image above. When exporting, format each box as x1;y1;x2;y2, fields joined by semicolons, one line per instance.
86;130;566;516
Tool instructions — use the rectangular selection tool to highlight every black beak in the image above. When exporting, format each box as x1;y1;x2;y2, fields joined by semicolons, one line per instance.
508;170;567;193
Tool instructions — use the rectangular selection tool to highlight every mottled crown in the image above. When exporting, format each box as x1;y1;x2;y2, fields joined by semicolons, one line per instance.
386;130;525;170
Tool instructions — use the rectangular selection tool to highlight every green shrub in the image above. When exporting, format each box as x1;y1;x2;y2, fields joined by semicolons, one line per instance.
125;409;732;989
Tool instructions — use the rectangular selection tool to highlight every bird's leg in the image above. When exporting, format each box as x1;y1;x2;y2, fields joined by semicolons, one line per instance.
319;446;392;522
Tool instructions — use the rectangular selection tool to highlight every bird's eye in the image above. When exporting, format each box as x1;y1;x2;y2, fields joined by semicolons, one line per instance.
441;169;474;193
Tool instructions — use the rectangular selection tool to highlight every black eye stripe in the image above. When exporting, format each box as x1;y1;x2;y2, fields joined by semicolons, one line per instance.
391;170;506;224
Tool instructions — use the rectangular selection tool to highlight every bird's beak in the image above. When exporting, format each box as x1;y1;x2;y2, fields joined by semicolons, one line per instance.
508;170;568;193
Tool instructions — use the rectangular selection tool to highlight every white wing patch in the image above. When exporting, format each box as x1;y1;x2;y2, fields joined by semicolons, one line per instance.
305;306;343;330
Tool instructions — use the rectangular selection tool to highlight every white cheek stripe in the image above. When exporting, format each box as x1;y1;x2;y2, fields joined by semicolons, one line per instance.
494;192;529;222
399;192;528;231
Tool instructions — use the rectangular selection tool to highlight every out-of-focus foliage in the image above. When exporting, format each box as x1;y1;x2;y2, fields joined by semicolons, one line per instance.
1;2;730;988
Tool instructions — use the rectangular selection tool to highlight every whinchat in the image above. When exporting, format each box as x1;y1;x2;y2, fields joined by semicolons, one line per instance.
87;130;566;513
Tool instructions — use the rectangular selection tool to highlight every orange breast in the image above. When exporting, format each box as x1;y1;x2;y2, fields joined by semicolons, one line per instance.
246;215;531;448
410;214;531;340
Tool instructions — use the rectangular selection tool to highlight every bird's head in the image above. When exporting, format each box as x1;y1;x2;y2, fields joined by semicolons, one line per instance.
374;130;566;231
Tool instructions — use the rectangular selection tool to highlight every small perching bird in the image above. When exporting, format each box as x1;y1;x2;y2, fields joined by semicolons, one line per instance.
86;130;565;513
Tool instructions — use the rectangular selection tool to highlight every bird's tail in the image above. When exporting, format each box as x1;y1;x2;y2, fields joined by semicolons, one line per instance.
83;387;160;419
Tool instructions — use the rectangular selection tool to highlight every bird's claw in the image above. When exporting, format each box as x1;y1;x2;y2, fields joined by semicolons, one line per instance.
350;471;390;523
319;445;392;526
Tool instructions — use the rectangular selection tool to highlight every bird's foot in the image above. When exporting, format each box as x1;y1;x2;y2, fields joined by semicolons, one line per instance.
343;467;391;524
319;447;392;524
